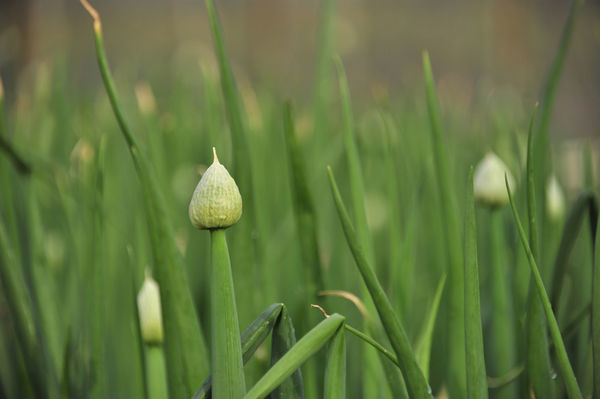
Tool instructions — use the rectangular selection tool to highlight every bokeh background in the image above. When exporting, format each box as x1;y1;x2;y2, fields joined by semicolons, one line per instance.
2;0;600;138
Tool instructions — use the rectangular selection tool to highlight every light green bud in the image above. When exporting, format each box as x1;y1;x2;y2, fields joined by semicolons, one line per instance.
546;175;566;222
137;271;164;345
188;148;242;230
473;152;516;208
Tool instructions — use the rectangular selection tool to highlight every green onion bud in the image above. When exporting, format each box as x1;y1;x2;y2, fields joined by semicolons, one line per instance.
137;271;164;345
546;175;566;222
189;148;242;230
473;152;515;208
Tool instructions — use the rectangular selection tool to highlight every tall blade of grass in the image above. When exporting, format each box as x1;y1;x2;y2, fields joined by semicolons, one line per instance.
312;0;335;159
270;304;304;399
193;303;284;399
525;104;557;399
327;166;432;399
463;166;488;399
534;0;584;193
335;56;389;398
282;101;325;298
422;50;465;398
506;178;583;399
593;218;600;398
90;136;107;399
80;4;209;396
335;56;374;264
210;228;246;398
205;0;263;329
415;274;446;382
324;326;346;399
244;314;346;399
550;191;598;309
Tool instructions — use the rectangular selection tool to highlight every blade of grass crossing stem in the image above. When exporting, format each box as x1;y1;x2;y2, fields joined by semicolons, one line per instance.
193;303;284;399
422;51;465;398
335;56;387;398
506;178;583;399
534;0;583;196
463;167;488;399
343;324;407;399
327;167;432;399
244;314;346;399
270;305;304;398
205;0;264;329
324;326;346;399
80;5;209;397
415;274;446;381
526;104;557;399
210;229;246;398
593;220;600;398
550;192;598;309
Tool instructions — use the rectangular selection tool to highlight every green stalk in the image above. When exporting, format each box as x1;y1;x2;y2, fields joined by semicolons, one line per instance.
415;274;447;382
488;210;517;399
244;314;346;399
506;179;583;399
550;191;598;309
525;104;556;399
327;166;432;399
422;51;465;398
312;0;335;159
464;167;488;399
593;220;600;398
81;3;209;396
210;229;246;398
534;0;583;195
144;346;168;399
324;326;346;399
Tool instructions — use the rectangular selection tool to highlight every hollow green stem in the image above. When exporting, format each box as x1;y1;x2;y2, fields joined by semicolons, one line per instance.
145;346;168;399
210;228;246;398
488;210;517;399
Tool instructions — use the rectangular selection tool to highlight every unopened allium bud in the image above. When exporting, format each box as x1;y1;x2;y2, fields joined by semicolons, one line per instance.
137;272;164;345
188;148;242;230
473;152;516;208
546;175;566;222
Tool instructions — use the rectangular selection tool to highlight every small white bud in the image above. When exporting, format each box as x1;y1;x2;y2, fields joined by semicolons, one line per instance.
473;152;516;208
137;272;164;345
546;175;566;222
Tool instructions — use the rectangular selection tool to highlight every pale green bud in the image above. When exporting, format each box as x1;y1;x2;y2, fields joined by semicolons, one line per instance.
546;175;566;222
189;148;242;230
137;272;164;345
473;152;516;208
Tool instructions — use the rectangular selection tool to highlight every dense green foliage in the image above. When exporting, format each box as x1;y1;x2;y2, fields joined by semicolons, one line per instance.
0;0;597;398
